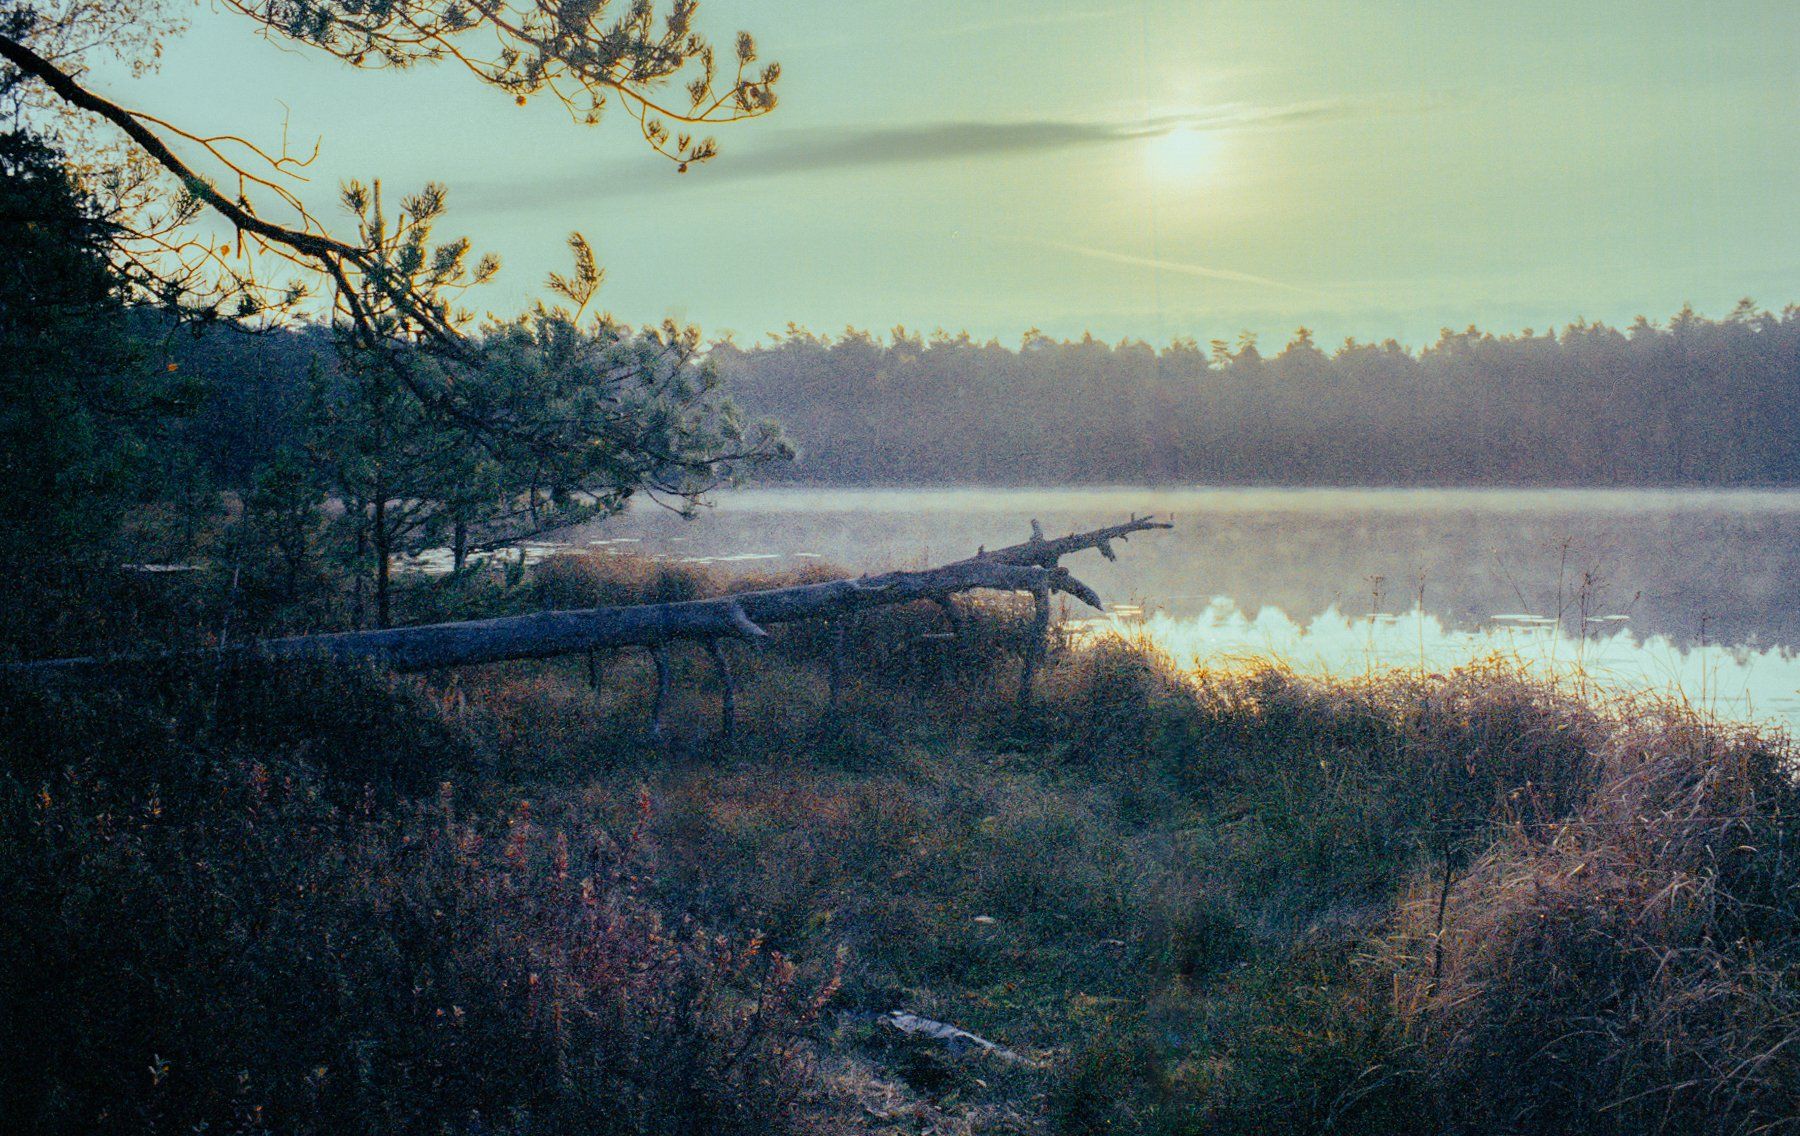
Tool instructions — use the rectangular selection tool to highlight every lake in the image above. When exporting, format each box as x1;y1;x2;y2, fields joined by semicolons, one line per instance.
551;487;1800;729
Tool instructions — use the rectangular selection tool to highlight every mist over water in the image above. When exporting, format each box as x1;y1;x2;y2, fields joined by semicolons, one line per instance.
561;486;1800;729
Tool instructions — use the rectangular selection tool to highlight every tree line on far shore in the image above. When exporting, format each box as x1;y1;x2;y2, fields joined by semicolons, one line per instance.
717;304;1800;485
188;301;1800;490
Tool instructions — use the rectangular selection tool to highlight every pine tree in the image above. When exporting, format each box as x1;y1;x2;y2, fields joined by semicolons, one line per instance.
0;129;195;654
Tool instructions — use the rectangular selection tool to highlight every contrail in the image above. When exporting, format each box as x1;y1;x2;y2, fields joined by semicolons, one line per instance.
1013;237;1314;296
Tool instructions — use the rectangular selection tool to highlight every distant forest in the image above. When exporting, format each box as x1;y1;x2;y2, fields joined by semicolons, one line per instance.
181;301;1800;488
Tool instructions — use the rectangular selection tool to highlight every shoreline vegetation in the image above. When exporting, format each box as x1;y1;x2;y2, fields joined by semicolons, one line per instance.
5;551;1797;1134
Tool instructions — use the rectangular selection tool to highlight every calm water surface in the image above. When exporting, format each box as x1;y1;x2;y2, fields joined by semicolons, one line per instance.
554;487;1800;728
573;487;1795;643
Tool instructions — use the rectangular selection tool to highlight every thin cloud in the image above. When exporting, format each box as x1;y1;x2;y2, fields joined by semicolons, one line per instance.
461;100;1385;210
1012;237;1316;296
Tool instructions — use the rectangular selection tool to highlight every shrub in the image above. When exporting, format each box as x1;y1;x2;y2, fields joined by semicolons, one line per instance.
0;657;482;803
0;676;839;1135
529;551;717;610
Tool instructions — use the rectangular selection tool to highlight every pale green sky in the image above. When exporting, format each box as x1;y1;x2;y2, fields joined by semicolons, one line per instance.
95;0;1798;346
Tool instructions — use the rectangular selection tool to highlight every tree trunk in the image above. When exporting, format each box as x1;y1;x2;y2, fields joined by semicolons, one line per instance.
350;504;369;631
707;638;736;744
648;643;672;743
827;618;847;716
373;494;392;630
1017;579;1051;711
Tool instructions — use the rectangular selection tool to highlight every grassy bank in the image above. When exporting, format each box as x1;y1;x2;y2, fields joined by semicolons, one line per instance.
3;553;1796;1134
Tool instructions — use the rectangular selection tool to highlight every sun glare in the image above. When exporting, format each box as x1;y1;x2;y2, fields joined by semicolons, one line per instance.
1146;127;1222;181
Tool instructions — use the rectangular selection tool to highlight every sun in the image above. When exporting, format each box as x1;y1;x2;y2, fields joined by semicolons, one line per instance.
1146;128;1222;181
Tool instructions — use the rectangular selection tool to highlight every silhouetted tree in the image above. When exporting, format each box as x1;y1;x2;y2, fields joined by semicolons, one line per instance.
0;128;197;655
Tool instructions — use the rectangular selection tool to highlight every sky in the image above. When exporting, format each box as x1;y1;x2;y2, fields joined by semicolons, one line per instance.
91;0;1800;348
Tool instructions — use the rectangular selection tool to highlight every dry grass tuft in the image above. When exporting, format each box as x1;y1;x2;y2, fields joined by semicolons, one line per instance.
1374;702;1800;1135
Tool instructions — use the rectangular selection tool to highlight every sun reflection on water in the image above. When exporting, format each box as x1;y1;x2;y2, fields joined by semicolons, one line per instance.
1075;598;1800;733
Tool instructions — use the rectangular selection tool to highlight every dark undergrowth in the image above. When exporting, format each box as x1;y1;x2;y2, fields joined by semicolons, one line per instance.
3;551;1796;1134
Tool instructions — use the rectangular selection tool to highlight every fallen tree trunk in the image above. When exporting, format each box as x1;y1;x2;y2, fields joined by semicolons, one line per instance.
8;517;1173;693
8;559;1106;679
967;515;1172;708
962;514;1172;568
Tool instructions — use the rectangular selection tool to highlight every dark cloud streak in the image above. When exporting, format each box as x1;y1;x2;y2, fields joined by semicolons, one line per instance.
725;101;1351;176
463;100;1383;211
